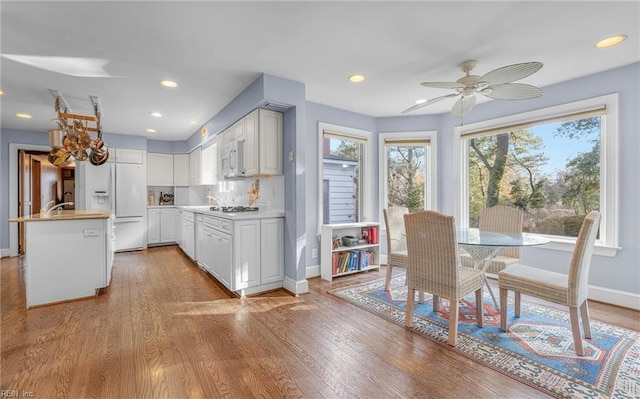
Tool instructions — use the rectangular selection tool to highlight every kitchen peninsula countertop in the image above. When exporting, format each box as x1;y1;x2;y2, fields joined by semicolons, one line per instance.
8;210;112;223
180;206;285;220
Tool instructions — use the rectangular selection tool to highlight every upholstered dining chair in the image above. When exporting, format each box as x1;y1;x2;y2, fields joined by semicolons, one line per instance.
404;210;485;346
498;211;601;356
460;205;524;274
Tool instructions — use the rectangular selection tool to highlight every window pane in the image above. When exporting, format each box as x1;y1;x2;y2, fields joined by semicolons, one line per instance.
467;116;601;238
322;136;362;224
386;144;427;212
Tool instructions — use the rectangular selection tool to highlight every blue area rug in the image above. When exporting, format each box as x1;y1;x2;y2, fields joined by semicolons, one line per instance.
329;275;640;399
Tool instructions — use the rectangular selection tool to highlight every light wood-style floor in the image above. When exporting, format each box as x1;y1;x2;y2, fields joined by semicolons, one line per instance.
2;246;638;398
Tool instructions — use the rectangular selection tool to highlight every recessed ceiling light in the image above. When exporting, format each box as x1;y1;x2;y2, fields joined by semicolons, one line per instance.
160;80;178;88
16;113;32;119
146;128;156;133
0;90;4;95
150;111;162;117
348;74;365;83
595;34;627;48
415;99;427;105
188;120;199;125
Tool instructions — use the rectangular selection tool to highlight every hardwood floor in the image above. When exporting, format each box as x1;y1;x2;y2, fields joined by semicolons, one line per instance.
2;246;638;398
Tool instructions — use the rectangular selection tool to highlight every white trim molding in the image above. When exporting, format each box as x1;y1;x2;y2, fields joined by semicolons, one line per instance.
283;275;309;296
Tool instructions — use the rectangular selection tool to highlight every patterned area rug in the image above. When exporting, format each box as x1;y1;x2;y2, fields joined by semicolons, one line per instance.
329;276;640;399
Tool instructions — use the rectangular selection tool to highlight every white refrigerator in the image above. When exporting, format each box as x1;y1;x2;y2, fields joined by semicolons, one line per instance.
81;162;146;251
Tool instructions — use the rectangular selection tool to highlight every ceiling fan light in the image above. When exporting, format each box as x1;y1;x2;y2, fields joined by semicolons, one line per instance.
595;35;627;48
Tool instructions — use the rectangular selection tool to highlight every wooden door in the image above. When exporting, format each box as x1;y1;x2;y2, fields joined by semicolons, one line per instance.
32;159;42;216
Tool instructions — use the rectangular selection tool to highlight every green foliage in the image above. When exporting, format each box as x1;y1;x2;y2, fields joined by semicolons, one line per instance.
387;145;426;210
560;142;600;214
533;215;586;237
334;140;359;161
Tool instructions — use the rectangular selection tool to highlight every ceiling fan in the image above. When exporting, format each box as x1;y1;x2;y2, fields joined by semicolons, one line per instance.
402;60;543;117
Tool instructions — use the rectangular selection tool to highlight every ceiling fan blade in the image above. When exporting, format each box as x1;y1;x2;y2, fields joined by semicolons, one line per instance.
481;83;543;100
401;93;460;114
451;95;476;117
420;81;465;90
478;62;543;86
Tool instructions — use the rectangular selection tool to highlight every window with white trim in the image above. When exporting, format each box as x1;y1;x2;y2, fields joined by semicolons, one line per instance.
378;132;437;216
455;94;618;254
319;124;371;225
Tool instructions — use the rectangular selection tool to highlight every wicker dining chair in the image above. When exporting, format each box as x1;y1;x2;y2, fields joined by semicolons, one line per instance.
384;207;424;301
498;211;601;356
460;205;524;274
404;210;484;346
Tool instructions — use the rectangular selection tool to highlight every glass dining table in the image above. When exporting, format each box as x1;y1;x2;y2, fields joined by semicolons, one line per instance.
457;227;550;310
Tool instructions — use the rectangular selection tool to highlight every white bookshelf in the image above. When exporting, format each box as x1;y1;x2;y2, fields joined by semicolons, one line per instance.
321;222;380;281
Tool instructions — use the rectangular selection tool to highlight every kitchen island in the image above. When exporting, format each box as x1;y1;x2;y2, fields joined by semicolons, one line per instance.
8;210;115;308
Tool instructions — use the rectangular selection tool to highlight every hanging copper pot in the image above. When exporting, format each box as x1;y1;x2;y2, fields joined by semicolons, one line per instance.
63;134;79;152
48;148;71;166
75;148;89;161
78;132;93;149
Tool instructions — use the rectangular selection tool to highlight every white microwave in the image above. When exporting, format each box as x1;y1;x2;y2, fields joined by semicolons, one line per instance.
221;140;245;178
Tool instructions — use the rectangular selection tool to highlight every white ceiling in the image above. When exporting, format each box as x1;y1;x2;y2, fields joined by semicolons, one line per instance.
1;1;638;141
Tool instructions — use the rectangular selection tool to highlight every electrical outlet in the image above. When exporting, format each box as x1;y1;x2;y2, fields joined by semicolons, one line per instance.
312;248;318;258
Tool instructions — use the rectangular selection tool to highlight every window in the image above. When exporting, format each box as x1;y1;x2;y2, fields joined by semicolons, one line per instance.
318;123;372;226
379;131;437;216
454;94;618;256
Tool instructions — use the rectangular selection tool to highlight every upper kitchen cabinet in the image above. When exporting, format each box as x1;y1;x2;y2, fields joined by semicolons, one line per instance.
147;153;174;186
173;154;189;186
189;142;217;186
189;146;202;185
232;118;245;141
201;140;218;185
113;148;144;164
217;128;231;181
243;108;283;176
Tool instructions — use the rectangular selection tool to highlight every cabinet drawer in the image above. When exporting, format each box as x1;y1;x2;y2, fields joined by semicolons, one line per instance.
203;215;220;229
220;219;232;234
182;211;195;222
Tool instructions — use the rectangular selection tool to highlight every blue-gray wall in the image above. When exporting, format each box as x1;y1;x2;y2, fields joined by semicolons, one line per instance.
2;65;639;300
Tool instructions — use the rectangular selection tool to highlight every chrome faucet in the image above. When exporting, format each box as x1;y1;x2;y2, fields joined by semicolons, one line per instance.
42;200;55;213
206;195;223;207
46;202;74;216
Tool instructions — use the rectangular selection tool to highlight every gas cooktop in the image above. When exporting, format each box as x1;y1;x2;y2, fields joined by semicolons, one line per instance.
210;206;259;213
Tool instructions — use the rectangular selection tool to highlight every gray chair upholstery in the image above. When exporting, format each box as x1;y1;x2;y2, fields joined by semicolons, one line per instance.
460;205;524;274
498;211;601;356
404;210;484;346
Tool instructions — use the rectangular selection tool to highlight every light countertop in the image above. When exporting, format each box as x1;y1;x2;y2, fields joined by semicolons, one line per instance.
8;210;112;223
180;206;285;220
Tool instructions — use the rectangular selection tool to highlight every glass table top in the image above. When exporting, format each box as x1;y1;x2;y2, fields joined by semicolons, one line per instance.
456;227;550;247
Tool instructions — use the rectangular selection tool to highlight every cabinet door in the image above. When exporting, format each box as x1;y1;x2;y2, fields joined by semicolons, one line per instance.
173;154;189;186
147;209;160;244
147;153;174;186
216;231;233;289
201;141;217;185
217;129;230;181
232;118;245;141
242;109;259;175
189;147;202;185
195;216;204;264
185;221;195;259
233;220;260;290
116;148;144;164
160;208;176;242
259;109;283;175
261;218;284;284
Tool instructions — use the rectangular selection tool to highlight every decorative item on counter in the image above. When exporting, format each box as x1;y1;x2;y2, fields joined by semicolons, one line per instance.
159;191;164;206
149;191;155;206
247;179;260;207
162;192;174;205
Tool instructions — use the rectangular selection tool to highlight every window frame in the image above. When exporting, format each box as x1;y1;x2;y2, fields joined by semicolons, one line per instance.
378;131;438;222
318;122;373;232
453;94;619;257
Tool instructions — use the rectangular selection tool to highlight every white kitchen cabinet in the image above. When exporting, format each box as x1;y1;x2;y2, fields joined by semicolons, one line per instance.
201;140;217;185
189;147;202;185
173;154;189;186
195;213;205;267
115;148;144;164
242;109;283;176
149;207;177;245
179;211;195;259
147;153;174;186
233;220;261;290
217;128;231;181
261;218;284;284
232;117;245;141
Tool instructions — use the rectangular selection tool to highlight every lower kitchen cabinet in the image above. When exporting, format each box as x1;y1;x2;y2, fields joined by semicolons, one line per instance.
261;218;284;284
179;211;195;259
147;207;176;245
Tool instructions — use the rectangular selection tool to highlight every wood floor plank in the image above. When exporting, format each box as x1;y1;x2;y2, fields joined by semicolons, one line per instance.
2;245;638;398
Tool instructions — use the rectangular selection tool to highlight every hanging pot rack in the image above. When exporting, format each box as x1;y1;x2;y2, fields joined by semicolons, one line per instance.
48;90;109;167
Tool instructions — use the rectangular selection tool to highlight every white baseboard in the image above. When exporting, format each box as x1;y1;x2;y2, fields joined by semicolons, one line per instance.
0;248;10;258
306;264;320;278
283;276;309;295
589;285;640;311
